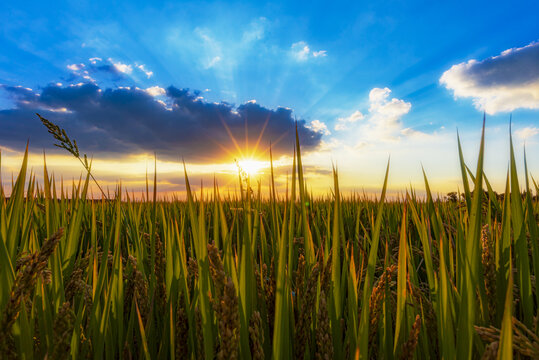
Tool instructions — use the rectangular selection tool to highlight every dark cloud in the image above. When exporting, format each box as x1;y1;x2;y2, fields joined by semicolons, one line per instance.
440;41;539;114
468;42;539;87
0;83;322;161
1;85;39;103
64;59;128;83
94;64;124;76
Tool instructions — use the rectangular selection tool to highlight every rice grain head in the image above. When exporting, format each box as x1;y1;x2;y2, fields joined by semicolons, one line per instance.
315;291;333;360
399;314;421;360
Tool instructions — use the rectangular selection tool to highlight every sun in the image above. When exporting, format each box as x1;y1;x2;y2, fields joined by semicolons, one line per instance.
236;158;266;177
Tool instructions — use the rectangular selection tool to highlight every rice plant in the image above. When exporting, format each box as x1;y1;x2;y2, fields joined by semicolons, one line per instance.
0;114;537;359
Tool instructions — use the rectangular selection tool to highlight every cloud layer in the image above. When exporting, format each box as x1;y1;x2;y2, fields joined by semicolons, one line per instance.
0;83;322;161
440;41;539;114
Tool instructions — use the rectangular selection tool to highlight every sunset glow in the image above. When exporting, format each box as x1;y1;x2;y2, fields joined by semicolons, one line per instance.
236;158;267;177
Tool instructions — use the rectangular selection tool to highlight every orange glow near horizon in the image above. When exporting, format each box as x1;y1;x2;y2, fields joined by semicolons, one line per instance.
236;158;268;177
0;148;495;200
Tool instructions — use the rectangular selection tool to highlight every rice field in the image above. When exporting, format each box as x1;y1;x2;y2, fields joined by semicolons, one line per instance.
0;117;538;359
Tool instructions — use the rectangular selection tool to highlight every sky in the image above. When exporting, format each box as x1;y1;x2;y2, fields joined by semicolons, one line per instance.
1;0;539;197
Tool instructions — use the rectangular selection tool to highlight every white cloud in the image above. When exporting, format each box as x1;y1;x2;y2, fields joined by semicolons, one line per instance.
89;57;102;64
335;110;364;130
47;107;71;113
205;55;221;69
291;41;327;61
146;86;166;97
440;41;539;114
515;126;539;140
109;59;133;74
82;75;95;82
369;87;391;106
333;87;416;144
67;63;84;71
291;41;311;61
137;64;153;78
369;88;411;121
365;87;412;141
308;120;331;135
15;85;32;91
318;138;342;151
156;99;172;111
400;127;435;141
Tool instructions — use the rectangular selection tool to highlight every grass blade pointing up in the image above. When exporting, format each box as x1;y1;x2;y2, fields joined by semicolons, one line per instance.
497;252;513;360
509;121;534;328
457;114;486;358
393;202;407;355
357;158;390;359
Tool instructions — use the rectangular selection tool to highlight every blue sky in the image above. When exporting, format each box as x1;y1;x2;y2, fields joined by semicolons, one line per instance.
1;0;539;194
